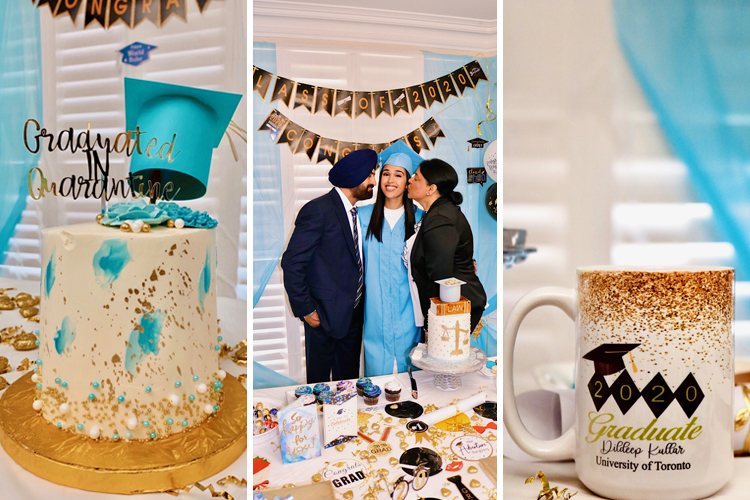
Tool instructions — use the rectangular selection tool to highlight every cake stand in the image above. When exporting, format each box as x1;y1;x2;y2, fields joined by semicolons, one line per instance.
409;344;487;391
0;371;247;494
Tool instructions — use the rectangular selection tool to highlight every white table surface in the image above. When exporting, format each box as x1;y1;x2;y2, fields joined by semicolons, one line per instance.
0;278;247;500
503;456;750;499
253;369;499;500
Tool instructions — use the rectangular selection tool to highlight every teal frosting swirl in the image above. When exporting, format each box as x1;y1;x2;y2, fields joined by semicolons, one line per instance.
100;199;171;226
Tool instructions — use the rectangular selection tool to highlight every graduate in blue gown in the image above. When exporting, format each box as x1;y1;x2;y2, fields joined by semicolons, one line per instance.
359;141;424;377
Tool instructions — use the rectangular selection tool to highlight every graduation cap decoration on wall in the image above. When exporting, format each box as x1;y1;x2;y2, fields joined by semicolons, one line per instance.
467;137;488;150
583;343;705;417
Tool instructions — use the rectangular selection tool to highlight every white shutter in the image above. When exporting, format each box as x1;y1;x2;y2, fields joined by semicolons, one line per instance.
2;2;246;299
504;0;748;394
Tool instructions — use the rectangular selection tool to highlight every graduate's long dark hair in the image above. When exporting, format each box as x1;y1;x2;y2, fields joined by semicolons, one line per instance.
365;166;417;243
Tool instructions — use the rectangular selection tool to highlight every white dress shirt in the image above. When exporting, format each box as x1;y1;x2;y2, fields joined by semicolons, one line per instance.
334;187;363;263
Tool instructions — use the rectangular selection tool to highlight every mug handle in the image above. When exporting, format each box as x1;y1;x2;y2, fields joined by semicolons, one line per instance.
503;287;577;460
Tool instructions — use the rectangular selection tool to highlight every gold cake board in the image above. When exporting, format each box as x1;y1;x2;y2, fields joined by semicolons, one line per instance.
0;371;247;494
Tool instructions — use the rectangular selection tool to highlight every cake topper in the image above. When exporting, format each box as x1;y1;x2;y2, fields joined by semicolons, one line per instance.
124;78;242;201
434;277;466;303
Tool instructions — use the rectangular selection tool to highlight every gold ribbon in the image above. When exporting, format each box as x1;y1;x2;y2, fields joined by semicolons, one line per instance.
473;54;497;139
735;385;750;456
224;121;247;162
165;476;247;498
525;471;577;500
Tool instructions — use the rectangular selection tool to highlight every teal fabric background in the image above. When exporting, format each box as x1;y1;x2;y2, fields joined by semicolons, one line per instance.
614;1;750;279
0;2;43;266
423;53;498;355
252;42;285;306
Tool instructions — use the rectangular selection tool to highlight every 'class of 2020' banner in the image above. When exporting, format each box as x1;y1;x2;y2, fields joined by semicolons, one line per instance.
32;0;213;29
258;109;446;166
253;60;488;118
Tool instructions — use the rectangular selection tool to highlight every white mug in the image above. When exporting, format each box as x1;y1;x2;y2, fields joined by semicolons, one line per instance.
504;266;734;500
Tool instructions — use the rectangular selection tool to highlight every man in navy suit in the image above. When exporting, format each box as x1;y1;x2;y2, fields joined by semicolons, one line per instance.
281;149;378;383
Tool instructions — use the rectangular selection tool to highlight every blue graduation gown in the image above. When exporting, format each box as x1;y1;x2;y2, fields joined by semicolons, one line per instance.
359;204;423;377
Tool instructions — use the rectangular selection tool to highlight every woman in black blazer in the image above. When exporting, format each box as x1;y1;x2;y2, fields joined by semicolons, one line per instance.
407;158;487;335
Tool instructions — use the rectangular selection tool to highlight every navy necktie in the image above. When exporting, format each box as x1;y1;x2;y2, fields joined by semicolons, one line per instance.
351;207;363;308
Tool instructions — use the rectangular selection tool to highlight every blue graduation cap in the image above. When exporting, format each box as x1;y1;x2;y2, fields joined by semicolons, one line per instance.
377;140;424;176
124;78;242;200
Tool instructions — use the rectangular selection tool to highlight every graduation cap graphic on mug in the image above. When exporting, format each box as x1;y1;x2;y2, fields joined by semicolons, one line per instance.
124;78;242;201
583;343;640;376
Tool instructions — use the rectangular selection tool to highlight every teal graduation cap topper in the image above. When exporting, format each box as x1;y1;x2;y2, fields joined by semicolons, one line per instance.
124;78;242;201
377;139;424;176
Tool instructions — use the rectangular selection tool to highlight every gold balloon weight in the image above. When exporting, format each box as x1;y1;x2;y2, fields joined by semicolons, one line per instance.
0;372;247;494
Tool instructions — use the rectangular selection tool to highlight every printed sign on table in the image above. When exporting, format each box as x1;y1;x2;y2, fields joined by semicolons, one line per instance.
278;400;321;465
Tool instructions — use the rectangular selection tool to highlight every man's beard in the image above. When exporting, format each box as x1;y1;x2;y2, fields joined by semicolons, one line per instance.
352;183;374;201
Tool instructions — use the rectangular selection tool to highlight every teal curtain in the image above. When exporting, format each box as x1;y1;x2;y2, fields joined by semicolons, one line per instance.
0;2;42;266
253;360;297;390
252;42;285;307
613;1;750;279
423;53;498;353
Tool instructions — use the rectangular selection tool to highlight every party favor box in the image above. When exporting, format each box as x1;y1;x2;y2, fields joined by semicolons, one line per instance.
278;399;321;465
322;393;357;448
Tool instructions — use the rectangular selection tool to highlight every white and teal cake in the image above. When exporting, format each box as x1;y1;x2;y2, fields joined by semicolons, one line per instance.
35;222;224;441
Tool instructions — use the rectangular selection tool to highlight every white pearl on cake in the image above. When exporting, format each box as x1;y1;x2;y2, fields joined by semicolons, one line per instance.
60;403;70;414
131;220;143;233
89;427;100;439
175;218;185;229
203;404;214;414
31;373;40;383
32;400;43;411
169;394;180;406
197;383;207;394
217;370;226;380
127;417;137;430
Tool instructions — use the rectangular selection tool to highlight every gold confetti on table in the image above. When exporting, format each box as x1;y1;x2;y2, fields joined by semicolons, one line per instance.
526;471;577;500
13;332;38;351
232;339;247;366
16;358;31;371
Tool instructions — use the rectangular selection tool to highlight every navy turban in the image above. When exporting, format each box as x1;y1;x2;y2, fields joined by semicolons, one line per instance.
328;149;378;188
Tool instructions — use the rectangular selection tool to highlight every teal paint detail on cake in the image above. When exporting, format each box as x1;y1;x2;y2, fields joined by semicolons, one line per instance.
124;310;166;376
44;250;56;297
198;251;211;311
93;239;131;287
54;317;76;354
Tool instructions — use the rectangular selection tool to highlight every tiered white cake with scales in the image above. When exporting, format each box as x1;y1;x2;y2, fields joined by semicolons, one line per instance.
426;278;472;362
35;222;225;441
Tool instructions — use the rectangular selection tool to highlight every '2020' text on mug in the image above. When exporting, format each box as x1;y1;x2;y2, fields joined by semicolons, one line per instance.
504;266;734;500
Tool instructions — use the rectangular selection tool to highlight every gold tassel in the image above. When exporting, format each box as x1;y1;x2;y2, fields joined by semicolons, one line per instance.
223;120;248;162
